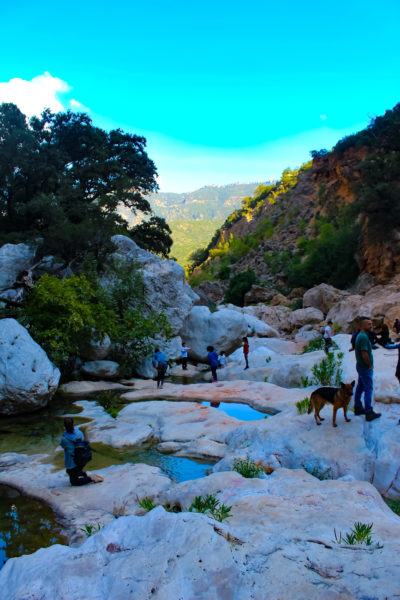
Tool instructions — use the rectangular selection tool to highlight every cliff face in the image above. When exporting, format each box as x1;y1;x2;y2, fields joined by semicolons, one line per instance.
197;145;400;286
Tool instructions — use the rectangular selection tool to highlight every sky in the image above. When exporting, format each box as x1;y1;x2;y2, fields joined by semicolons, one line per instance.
1;0;400;192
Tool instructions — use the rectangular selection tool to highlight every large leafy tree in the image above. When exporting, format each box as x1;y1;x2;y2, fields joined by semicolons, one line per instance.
0;103;171;261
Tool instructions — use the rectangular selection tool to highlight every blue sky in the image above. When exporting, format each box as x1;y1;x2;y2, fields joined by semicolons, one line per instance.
1;0;400;192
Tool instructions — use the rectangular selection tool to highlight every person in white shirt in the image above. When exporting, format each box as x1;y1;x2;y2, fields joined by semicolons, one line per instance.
181;343;191;370
324;320;333;354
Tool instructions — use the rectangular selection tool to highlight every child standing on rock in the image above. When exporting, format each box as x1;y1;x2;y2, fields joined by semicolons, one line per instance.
207;346;219;382
243;337;249;369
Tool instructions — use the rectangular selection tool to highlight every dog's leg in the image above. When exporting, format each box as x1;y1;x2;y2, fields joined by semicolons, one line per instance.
332;405;338;427
314;400;322;425
343;403;351;423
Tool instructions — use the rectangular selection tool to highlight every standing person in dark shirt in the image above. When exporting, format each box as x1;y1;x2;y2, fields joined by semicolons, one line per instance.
207;345;219;382
242;337;249;369
354;317;381;422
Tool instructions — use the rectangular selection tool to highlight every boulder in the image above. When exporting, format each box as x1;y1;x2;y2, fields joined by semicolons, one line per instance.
0;319;60;415
269;293;287;306
192;280;227;305
294;325;320;343
242;304;291;332
288;307;324;330
179;306;247;361
0;243;36;292
286;287;306;300
303;283;349;314
243;285;277;305
80;333;111;361
81;360;120;380
109;235;198;335
244;314;279;338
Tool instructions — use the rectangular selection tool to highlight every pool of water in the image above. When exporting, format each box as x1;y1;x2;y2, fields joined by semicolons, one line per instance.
0;484;67;569
201;401;268;421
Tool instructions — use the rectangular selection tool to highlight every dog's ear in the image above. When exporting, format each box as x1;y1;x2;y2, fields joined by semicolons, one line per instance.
340;381;345;388
351;380;355;388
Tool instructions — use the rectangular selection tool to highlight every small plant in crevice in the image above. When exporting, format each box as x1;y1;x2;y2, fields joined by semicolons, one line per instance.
296;397;310;414
95;390;123;419
232;457;264;478
302;463;333;480
264;376;269;383
302;337;339;354
188;494;232;522
80;523;103;537
300;375;312;388
265;356;271;364
333;522;380;547
138;497;157;512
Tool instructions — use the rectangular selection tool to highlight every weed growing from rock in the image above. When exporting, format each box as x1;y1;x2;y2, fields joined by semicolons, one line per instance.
188;494;232;521
95;390;123;418
302;337;339;354
232;457;264;478
312;351;343;386
300;375;312;387
296;397;310;414
333;522;378;546
138;497;156;512
80;523;103;537
302;464;332;480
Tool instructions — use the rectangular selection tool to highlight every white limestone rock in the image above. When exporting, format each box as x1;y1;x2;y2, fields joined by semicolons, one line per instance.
303;283;349;314
179;306;248;361
109;235;198;335
295;324;321;342
0;319;60;415
0;243;36;292
244;313;279;338
81;360;120;380
288;307;324;329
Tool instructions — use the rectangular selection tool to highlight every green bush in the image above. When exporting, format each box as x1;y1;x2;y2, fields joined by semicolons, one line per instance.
188;494;232;522
224;268;257;306
232;457;264;478
312;351;343;386
296;397;310;414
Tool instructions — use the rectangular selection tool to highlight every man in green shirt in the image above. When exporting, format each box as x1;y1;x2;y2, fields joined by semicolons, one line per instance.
354;317;381;422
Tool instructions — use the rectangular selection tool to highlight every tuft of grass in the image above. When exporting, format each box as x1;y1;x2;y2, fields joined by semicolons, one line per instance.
138;497;157;512
95;390;123;418
296;397;310;414
232;457;264;478
300;375;312;388
188;494;232;521
333;522;379;546
80;523;103;537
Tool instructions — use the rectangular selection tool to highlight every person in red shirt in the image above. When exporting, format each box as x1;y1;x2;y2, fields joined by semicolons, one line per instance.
242;336;249;369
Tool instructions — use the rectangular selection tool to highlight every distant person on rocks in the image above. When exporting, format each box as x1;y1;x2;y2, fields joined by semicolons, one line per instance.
181;343;191;370
354;317;381;422
324;320;333;354
394;318;400;336
242;337;249;369
218;351;227;368
376;322;392;347
384;340;400;392
60;417;103;486
349;328;360;352
152;347;168;389
207;345;219;382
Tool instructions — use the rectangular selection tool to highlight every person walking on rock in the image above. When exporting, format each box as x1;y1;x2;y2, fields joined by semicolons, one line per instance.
181;342;191;370
60;417;103;486
243;337;249;369
152;347;168;389
354;317;381;422
207;345;219;382
384;340;400;393
324;320;333;354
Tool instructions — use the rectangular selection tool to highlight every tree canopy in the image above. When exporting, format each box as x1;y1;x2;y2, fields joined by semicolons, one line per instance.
0;102;172;261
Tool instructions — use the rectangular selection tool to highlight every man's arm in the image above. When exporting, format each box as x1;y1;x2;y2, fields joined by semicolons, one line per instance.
361;350;372;369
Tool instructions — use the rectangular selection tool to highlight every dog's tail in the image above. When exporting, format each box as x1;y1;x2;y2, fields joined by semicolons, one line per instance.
307;395;313;414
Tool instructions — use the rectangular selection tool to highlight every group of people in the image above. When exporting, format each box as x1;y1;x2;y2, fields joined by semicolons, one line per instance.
207;337;249;382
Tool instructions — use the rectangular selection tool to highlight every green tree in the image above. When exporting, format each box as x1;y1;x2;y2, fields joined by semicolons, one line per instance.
0;103;168;262
224;268;257;306
129;216;173;258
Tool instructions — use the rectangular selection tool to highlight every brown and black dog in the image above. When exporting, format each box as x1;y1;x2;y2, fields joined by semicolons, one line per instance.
307;381;355;427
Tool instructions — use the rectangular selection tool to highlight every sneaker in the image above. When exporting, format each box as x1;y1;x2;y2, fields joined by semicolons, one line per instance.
89;474;104;483
354;407;366;415
244;366;249;370
365;411;381;422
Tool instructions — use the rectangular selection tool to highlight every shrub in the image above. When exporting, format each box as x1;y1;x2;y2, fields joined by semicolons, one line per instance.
312;351;343;386
296;397;310;414
300;375;312;388
80;523;103;537
232;457;264;478
138;497;156;512
290;298;303;311
188;494;232;521
302;337;325;353
224;268;257;306
95;390;122;418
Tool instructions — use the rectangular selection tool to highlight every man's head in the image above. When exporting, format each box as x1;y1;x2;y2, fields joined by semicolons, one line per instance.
327;320;333;325
359;316;373;332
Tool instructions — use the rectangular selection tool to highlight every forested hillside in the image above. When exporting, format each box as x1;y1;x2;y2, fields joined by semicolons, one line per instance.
120;183;263;265
188;103;400;303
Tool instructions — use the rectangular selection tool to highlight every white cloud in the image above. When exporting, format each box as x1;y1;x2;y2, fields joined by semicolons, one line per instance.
0;72;88;117
319;114;327;120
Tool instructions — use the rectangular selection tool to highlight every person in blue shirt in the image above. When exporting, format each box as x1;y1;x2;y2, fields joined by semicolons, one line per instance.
207;345;219;382
152;347;168;388
60;417;102;486
181;342;191;370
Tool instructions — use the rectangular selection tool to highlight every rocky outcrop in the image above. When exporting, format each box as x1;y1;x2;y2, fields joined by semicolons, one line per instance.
1;467;400;600
179;306;247;361
288;307;324;329
192;280;227;305
303;283;349;314
0;243;36;293
109;235;198;335
242;304;291;332
243;285;277;305
0;319;60;415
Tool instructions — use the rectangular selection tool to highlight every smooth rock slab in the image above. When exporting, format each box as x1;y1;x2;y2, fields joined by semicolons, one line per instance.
0;319;60;415
1;469;400;600
81;360;120;379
